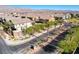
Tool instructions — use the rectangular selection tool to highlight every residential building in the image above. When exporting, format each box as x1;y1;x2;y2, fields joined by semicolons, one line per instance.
13;29;24;39
1;13;33;30
26;13;55;23
54;13;71;20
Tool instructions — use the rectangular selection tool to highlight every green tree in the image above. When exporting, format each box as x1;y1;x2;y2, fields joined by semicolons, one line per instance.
26;27;35;35
58;26;79;53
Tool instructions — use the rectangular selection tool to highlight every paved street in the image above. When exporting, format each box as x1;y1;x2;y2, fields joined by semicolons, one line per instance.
0;38;13;54
0;23;72;54
16;23;72;54
35;31;68;54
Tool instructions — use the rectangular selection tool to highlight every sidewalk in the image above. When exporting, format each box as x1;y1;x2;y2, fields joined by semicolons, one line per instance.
0;25;62;46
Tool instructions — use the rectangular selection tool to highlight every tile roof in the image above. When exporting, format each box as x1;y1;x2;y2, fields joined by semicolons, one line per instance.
26;13;54;19
0;14;33;25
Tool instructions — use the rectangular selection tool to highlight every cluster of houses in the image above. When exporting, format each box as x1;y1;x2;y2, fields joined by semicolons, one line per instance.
0;11;71;40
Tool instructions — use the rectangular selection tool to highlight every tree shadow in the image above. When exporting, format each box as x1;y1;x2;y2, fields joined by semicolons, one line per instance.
42;30;68;53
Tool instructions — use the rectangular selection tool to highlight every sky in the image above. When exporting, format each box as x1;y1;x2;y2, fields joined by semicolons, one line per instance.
10;5;79;11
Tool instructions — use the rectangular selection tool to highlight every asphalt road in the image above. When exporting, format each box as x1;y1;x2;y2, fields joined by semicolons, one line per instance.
0;38;13;54
0;23;72;54
35;31;68;54
17;23;71;54
0;28;56;54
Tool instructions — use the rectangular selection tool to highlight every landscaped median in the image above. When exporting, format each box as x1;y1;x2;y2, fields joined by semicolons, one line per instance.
0;24;62;46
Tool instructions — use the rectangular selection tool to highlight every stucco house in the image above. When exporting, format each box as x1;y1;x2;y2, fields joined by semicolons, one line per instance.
38;14;54;20
11;17;33;30
3;14;33;30
13;29;24;39
0;13;33;39
53;13;71;20
64;13;71;19
26;13;55;23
